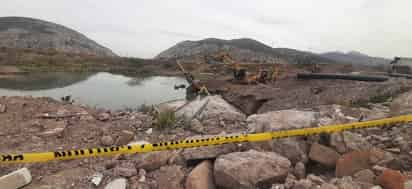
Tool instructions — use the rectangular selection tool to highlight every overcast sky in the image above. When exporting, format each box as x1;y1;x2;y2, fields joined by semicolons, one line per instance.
1;0;411;58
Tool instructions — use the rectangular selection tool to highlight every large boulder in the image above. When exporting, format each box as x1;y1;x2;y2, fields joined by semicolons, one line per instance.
309;143;341;168
317;105;358;126
247;110;319;133
376;169;406;189
241;137;308;164
214;150;291;189
160;95;246;123
0;168;32;189
270;138;309;164
105;178;127;189
335;149;388;177
186;160;216;189
330;131;373;154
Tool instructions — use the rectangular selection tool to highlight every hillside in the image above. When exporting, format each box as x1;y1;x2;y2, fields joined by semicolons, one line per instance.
156;38;334;64
0;17;116;57
320;51;390;65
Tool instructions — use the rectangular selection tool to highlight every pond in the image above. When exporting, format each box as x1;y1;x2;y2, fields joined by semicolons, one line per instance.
0;72;188;110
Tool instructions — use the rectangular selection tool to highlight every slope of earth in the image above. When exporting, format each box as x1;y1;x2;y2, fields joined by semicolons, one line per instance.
0;17;116;57
2;88;412;188
202;63;412;115
156;38;335;64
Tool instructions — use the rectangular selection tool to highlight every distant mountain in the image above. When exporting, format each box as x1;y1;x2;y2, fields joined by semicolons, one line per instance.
320;51;390;65
156;38;335;64
0;17;116;57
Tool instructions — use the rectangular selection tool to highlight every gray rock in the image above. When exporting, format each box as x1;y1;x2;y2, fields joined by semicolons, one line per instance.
190;119;205;133
330;133;348;153
145;128;153;135
115;130;135;145
134;151;175;171
101;135;114;146
294;162;306;180
247;110;319;133
353;169;375;184
330;131;372;153
113;162;138;177
271;138;309;164
307;174;325;185
317;104;357;125
385;148;401;154
105;178;127;189
343;132;372;152
370;186;382;189
332;177;362;189
247;137;308;164
90;172;103;186
214;150;291;189
309;143;340;167
271;184;286;189
186;160;216;189
0;168;32;189
163;95;245;123
38;121;67;137
284;174;298;189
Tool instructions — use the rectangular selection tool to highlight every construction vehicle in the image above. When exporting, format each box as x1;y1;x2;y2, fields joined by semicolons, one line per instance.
207;51;248;81
176;60;210;100
389;57;412;74
208;51;275;84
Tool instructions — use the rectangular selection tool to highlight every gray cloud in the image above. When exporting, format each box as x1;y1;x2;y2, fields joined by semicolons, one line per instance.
157;30;201;40
0;0;411;58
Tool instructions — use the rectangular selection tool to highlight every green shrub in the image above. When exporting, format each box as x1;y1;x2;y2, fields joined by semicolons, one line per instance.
155;109;176;129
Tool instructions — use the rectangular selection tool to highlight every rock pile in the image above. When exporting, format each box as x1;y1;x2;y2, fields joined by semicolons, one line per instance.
2;94;412;189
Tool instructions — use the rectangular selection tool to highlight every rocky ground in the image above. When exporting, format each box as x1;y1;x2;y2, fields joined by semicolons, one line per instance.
2;84;412;189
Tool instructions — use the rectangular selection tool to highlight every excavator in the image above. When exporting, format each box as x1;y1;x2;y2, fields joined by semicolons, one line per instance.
207;51;275;84
208;51;247;81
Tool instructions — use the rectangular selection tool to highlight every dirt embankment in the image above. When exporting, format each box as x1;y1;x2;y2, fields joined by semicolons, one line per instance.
2;91;412;188
200;63;412;115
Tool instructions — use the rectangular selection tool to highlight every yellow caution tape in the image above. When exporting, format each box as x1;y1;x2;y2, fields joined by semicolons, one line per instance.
2;114;412;164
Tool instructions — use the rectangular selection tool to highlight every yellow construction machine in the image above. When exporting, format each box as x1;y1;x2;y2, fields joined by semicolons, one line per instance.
208;51;278;84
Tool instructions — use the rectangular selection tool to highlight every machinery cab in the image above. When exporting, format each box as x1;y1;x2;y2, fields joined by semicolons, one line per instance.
390;57;412;74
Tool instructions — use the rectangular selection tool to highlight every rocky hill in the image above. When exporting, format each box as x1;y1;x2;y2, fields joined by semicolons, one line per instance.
320;51;390;65
156;38;334;64
0;17;116;57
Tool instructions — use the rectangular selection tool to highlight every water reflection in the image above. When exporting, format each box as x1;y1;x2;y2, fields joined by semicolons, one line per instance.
0;72;187;110
0;72;94;90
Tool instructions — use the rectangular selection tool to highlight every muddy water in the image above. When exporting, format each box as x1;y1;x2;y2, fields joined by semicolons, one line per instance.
0;72;187;110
